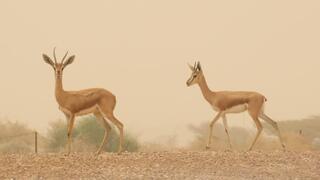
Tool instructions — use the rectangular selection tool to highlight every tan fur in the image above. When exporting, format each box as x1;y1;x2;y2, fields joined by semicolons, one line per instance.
43;49;124;155
187;62;285;150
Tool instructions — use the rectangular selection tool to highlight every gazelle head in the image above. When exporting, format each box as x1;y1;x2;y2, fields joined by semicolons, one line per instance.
42;47;75;78
186;61;203;87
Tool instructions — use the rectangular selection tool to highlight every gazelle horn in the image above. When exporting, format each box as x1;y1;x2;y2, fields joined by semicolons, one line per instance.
61;51;69;64
53;47;57;64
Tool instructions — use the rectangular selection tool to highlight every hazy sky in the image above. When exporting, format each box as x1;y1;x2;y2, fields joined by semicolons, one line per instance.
0;0;319;145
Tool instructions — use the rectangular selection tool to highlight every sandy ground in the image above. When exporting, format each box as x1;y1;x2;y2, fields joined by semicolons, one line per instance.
0;150;319;180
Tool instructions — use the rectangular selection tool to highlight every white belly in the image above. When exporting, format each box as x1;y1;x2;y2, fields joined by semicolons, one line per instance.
60;105;98;117
211;103;248;113
225;104;248;113
75;105;99;116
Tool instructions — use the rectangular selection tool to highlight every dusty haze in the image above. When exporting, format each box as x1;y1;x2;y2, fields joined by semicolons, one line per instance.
0;0;319;145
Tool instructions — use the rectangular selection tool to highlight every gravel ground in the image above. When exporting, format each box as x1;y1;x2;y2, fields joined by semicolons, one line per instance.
1;150;319;180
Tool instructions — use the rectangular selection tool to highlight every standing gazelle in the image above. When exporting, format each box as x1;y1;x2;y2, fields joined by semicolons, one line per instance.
187;62;285;150
43;48;124;155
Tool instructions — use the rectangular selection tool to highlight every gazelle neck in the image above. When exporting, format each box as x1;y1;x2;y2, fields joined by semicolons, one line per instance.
197;73;214;102
55;75;66;103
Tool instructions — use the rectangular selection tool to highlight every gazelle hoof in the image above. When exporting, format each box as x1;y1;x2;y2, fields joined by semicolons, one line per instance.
226;148;233;152
205;146;211;150
117;149;123;155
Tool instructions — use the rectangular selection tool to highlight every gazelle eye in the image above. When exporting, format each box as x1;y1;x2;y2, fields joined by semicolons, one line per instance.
193;75;197;78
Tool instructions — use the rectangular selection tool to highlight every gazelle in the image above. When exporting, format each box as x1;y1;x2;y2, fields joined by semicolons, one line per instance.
186;62;285;150
43;48;124;155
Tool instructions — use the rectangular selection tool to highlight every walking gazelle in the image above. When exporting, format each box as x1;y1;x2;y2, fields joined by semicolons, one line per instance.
186;61;285;150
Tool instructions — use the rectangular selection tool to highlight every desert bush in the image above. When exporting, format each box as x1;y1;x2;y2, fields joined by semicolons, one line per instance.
262;116;320;150
0;141;32;153
313;138;320;149
46;116;139;152
139;135;179;152
0;121;35;153
188;122;253;151
188;116;320;151
46;119;79;152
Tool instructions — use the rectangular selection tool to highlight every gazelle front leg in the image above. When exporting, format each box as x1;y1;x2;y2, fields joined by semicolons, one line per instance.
206;112;222;149
222;114;232;149
66;114;75;155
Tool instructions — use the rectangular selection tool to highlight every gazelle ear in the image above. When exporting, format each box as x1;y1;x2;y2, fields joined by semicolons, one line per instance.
197;61;202;71
63;55;75;68
42;54;54;67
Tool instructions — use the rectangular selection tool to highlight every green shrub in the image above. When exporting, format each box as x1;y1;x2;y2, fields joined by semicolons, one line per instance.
46;119;79;152
46;116;139;152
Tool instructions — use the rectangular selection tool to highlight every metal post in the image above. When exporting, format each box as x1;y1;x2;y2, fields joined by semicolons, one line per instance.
34;131;38;153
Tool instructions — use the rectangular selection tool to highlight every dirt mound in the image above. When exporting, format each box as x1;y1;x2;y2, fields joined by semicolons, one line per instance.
1;150;319;179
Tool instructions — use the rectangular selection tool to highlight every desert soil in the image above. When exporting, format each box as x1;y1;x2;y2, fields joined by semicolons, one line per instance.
0;150;319;180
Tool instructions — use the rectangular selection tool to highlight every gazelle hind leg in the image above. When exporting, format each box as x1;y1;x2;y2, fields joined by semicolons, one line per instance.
248;117;263;151
222;114;232;149
259;113;286;149
106;113;124;154
99;108;124;154
98;99;124;154
94;111;112;155
247;104;263;151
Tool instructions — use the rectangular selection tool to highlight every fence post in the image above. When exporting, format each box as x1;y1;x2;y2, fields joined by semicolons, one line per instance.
34;131;38;153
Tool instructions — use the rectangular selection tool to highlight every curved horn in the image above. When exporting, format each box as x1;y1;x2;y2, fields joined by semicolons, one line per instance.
53;47;57;64
61;51;69;64
193;61;197;69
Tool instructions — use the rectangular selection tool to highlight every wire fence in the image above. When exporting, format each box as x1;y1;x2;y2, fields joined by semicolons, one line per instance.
0;131;38;153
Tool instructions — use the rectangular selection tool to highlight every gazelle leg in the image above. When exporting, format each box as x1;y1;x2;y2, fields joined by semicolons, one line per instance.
259;113;286;149
222;114;232;149
67;114;75;155
248;117;263;151
105;113;124;154
94;111;112;155
206;112;222;149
